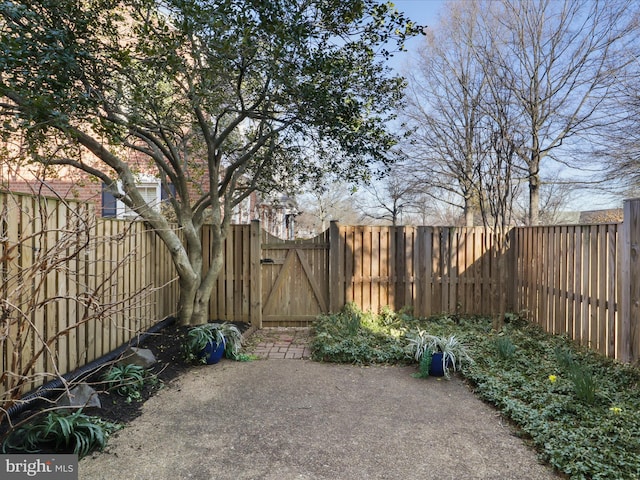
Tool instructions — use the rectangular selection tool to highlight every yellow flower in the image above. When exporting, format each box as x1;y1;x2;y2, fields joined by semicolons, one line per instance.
609;406;622;415
548;375;557;383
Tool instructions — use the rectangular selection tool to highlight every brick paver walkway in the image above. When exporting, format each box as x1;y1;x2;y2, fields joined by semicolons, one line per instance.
249;327;311;359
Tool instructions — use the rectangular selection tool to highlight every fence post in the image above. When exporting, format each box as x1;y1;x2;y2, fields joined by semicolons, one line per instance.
250;220;262;329
329;221;341;312
620;199;640;363
506;228;517;314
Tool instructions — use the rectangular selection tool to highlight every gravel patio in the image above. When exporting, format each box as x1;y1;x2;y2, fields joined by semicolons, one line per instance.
79;329;561;480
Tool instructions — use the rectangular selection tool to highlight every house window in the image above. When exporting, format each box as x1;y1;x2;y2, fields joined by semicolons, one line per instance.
117;181;161;219
102;176;173;219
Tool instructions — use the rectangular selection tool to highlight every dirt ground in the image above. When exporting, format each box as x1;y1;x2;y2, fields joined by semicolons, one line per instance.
79;357;562;480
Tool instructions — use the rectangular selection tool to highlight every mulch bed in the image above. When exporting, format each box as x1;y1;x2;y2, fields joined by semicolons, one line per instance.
88;320;252;425
1;321;251;438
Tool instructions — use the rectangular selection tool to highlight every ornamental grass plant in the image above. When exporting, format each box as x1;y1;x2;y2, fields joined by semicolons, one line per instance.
311;305;640;479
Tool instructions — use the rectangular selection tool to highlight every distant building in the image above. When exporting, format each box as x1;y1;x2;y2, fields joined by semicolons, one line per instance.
1;157;298;239
255;193;300;240
578;208;623;224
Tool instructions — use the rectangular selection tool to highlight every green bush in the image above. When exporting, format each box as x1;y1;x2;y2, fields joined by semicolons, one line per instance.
310;303;410;364
2;410;121;458
102;364;157;403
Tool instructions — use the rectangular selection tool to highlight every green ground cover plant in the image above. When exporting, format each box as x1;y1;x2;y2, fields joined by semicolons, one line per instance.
310;303;411;364
311;305;640;479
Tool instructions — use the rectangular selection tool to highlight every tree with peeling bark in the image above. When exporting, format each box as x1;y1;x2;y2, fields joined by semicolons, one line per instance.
0;0;418;325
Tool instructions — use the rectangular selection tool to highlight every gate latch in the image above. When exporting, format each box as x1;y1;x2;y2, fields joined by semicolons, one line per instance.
260;258;274;264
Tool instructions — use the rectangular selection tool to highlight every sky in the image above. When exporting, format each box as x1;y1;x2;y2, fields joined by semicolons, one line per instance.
382;0;621;211
387;0;446;73
393;0;446;31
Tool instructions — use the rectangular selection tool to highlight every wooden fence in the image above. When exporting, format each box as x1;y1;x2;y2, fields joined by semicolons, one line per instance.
513;224;620;358
1;192;179;398
3;192;640;404
327;224;510;317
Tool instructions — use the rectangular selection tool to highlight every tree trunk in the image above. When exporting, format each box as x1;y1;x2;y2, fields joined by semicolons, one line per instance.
464;205;474;227
464;194;475;226
528;132;541;226
176;277;198;325
176;265;223;326
529;169;540;226
174;225;227;326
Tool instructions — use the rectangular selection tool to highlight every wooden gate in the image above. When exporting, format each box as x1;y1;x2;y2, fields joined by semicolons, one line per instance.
260;229;330;326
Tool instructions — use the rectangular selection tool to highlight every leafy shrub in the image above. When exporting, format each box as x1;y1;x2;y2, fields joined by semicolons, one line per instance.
102;364;155;403
2;410;121;458
311;304;410;364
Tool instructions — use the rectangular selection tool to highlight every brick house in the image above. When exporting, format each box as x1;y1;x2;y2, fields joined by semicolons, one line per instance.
1;153;299;239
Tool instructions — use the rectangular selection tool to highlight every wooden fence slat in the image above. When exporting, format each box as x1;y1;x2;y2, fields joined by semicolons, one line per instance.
580;227;590;346
598;225;607;354
609;225;619;358
566;227;575;341
371;227;380;312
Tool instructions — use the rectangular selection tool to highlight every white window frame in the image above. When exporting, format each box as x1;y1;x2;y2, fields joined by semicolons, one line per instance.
115;174;162;220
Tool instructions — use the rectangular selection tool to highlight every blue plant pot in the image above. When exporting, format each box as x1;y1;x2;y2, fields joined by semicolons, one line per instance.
199;339;226;365
429;352;448;377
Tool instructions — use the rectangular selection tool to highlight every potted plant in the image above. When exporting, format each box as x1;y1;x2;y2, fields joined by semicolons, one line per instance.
184;322;242;364
407;330;472;378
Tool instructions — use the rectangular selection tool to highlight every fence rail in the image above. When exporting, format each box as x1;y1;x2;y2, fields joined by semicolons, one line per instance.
3;192;640;405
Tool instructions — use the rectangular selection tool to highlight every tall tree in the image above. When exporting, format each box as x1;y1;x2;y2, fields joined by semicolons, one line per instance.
295;181;360;237
355;163;428;225
0;0;418;325
597;52;640;197
480;0;639;225
402;0;486;226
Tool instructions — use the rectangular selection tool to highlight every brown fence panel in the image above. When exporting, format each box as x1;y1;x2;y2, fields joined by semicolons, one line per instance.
513;223;620;358
205;224;253;322
330;225;508;318
0;192;179;402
